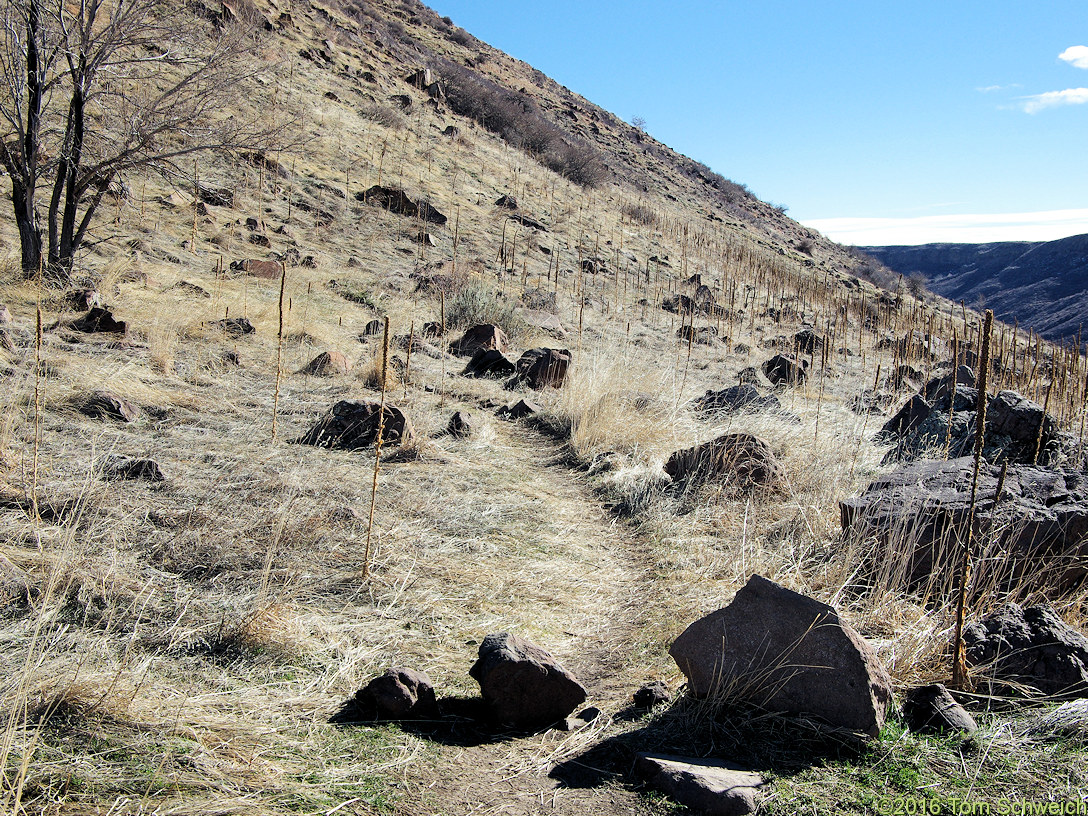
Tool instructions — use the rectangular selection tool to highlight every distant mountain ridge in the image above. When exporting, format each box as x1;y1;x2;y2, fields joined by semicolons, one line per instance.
864;234;1088;343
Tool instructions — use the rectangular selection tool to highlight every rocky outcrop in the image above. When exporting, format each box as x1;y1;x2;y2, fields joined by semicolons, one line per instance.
70;307;127;334
669;575;893;738
469;632;586;730
840;457;1088;594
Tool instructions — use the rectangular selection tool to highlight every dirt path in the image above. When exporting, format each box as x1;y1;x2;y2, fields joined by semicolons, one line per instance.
396;420;670;816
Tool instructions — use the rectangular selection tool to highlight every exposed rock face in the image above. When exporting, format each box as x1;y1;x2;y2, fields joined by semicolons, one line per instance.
879;386;1063;466
297;400;413;450
840;457;1088;594
903;684;977;734
515;347;572;389
356;184;447;225
70;307;127;334
964;604;1088;697
469;632;587;730
450;324;509;357
462;348;516;378
761;354;807;386
635;754;767;816
664;433;783;492
693;385;781;417
76;391;139;423
669;575;893;738
297;351;352;376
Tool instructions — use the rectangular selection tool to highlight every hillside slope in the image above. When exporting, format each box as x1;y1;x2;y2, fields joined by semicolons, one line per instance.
864;234;1088;342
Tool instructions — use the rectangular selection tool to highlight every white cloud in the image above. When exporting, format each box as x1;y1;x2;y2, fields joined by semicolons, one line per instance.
976;83;1019;93
801;209;1088;246
1059;45;1088;69
1021;87;1088;113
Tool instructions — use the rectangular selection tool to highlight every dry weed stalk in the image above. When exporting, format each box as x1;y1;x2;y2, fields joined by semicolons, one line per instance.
363;316;391;579
272;262;287;441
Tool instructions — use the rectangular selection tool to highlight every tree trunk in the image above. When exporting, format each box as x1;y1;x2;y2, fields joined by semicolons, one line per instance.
12;182;43;278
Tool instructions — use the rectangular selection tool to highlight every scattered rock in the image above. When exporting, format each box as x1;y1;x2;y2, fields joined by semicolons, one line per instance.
414;231;437;247
70;307;127;334
677;325;718;345
447;410;479;438
496;398;540;420
664;433;783;492
494;194;518;209
1026;699;1088;739
921;365;976;403
0;304;10;324
462;348;516;378
669;575;893;738
762;354;807;386
635;754;767;816
850;389;895;415
442;125;460;138
520;310;565;337
693;385;780;417
172;280;210;298
357;185;447;226
841;457;1088;594
469;632;587;730
515;347;571;389
332;668;439;722
633;682;672;709
450;324;509;356
794;327;824;355
229;259;283;279
964;604;1088;697
297;400;414;450
99;456;165;482
298;351;352;376
736;366;761;385
507;212;547;231
361;319;384;336
210;317;255;338
903;684;977;734
76;391;139;423
66;288;101;311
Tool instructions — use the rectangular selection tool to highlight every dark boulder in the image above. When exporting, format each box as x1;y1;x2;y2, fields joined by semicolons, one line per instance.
99;456;165;482
70;307;127;334
635;754;766;816
693;385;780;417
332;668;439;722
665;433;783;492
964;604;1088;697
794;327;824;355
902;684;977;734
447;410;479;438
497;398;540;419
297;351;352;376
76;391;139;423
449;324;509;357
633;682;672;709
515;348;571;389
356;185;447;226
469;632;587;730
297;400;413;450
494;194;518;209
761;354;807;386
211;317;255;337
463;348;516;378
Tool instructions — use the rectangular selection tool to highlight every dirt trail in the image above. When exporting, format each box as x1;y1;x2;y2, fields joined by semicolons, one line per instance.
397;420;670;816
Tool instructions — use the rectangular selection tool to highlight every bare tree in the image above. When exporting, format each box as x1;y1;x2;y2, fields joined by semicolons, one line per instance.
0;0;284;281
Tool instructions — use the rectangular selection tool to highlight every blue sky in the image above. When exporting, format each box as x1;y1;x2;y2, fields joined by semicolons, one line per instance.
426;0;1088;245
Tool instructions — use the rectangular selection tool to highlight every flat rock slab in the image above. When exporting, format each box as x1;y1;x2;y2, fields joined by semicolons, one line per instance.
469;632;586;731
670;575;892;738
635;754;766;816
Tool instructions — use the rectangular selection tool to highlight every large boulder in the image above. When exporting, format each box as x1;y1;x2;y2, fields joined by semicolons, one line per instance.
664;433;783;493
841;457;1088;594
296;400;413;450
964;604;1088;697
761;354;807;386
469;632;587;730
449;324;509;357
356;185;447;225
515;347;572;389
635;754;767;816
669;575;893;738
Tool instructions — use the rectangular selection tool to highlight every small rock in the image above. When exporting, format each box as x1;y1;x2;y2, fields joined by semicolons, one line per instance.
99;456;165;482
76;391;139;423
635;753;767;816
450;324;509;356
633;682;672;709
297;351;352;376
332;668;439;722
210;317;255;337
694;385;781;417
361;319;384;336
230;259;282;279
494;194;518;209
0;304;11;324
496;399;540;419
70;307;127;334
794;327;824;355
762;354;807;386
469;632;587;730
1027;699;1088;739
903;684;977;734
448;410;479;438
669;575;893;738
66;288;101;311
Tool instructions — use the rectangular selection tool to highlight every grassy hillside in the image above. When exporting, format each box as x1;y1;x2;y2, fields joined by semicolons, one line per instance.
1;1;1086;814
